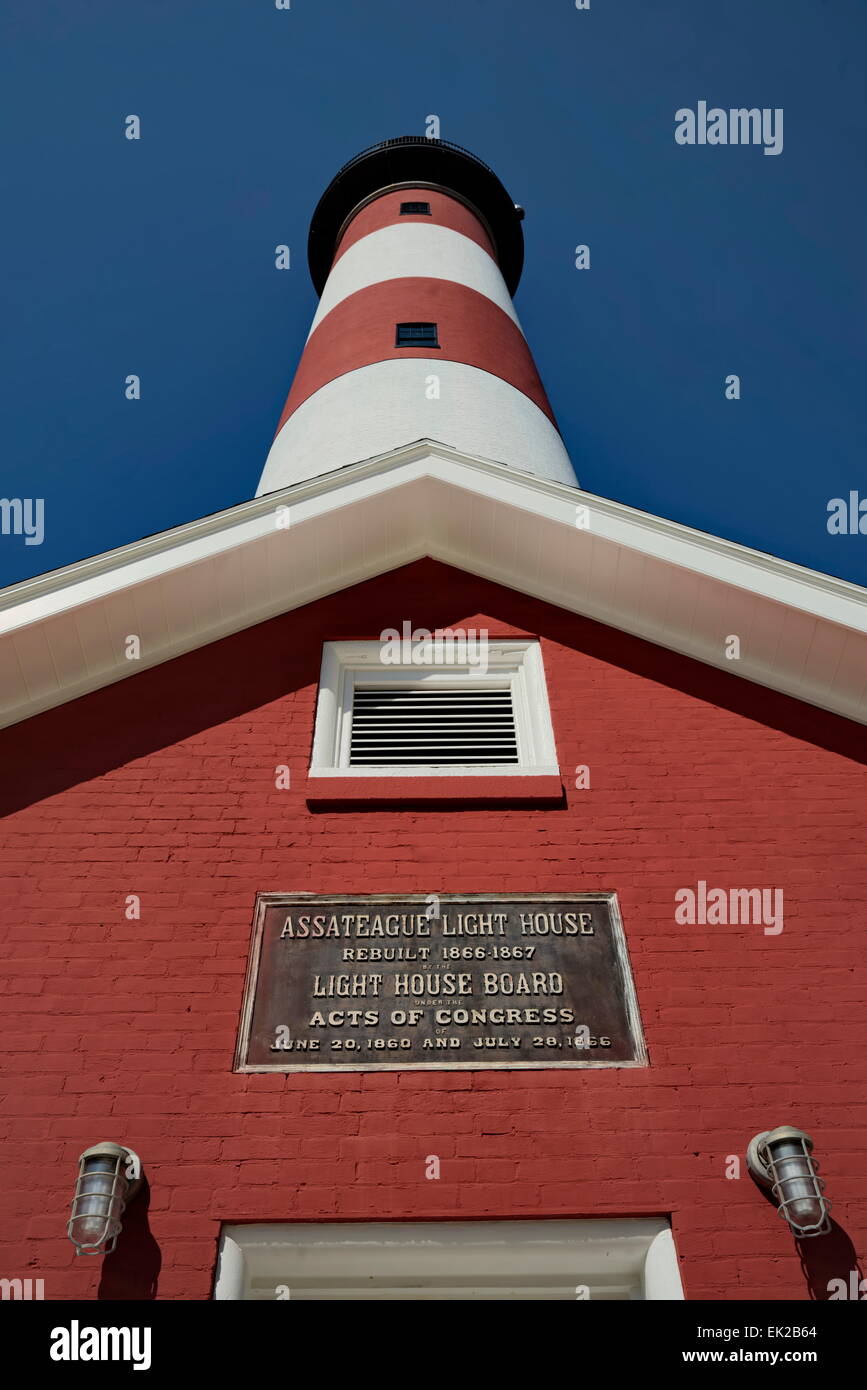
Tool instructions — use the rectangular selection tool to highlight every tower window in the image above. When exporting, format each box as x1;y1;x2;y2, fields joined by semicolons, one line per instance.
395;322;439;348
400;201;431;215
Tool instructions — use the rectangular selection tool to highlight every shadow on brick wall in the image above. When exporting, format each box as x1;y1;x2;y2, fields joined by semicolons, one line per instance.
97;1177;161;1301
797;1223;864;1301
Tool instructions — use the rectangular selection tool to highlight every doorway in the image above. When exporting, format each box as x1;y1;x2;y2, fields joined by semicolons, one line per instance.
214;1217;684;1300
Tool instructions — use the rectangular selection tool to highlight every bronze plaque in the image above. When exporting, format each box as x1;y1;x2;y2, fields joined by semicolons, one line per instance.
235;894;647;1071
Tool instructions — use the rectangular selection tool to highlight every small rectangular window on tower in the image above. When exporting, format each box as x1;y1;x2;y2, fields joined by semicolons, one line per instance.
395;322;439;348
400;201;431;215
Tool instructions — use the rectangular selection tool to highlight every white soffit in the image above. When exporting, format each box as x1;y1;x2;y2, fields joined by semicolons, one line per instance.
0;439;865;730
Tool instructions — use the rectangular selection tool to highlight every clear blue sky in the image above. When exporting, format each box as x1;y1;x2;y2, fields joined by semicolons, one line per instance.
2;0;865;588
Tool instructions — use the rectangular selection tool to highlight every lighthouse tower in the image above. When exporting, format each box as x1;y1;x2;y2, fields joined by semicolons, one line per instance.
256;136;577;494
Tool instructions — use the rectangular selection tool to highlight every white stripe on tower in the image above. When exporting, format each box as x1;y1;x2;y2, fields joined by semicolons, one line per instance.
255;140;578;495
258;360;573;484
308;223;522;337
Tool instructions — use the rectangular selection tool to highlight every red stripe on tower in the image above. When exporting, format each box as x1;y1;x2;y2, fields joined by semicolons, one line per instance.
333;186;496;262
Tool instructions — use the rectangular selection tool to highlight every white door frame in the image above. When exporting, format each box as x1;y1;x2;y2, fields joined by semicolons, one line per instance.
214;1218;685;1301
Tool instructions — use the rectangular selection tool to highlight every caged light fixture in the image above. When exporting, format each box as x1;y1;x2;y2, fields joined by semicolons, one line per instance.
746;1126;831;1238
67;1142;143;1255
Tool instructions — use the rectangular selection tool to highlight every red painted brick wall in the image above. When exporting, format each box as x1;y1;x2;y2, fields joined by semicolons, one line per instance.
1;558;865;1301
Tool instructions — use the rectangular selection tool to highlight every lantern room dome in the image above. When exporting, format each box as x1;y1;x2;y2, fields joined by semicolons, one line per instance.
307;136;525;296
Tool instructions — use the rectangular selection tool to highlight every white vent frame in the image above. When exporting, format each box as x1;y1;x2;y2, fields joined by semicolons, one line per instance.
309;639;559;778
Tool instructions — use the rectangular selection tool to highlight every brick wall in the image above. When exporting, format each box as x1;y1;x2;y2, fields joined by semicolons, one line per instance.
1;558;864;1300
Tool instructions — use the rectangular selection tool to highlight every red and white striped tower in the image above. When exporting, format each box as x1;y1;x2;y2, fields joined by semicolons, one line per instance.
256;137;577;494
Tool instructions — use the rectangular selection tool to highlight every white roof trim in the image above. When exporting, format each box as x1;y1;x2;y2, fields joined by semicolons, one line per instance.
1;439;865;729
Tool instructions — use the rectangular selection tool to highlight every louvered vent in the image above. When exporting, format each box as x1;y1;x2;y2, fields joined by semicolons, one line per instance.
349;687;519;766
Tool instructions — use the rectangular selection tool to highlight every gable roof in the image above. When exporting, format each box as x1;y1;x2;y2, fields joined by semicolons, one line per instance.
1;439;865;730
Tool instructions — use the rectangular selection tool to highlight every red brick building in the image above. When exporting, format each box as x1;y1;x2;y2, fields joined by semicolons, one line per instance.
1;138;865;1303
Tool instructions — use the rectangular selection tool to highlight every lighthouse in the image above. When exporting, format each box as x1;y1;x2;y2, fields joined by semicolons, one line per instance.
256;136;577;493
0;133;866;1310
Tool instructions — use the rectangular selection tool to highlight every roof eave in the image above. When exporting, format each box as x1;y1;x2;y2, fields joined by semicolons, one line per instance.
1;439;865;730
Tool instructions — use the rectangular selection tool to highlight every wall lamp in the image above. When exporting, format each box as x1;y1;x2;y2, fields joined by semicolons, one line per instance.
747;1126;831;1238
67;1142;143;1256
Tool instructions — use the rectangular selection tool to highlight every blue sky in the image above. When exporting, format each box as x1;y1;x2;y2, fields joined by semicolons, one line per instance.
2;0;865;588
